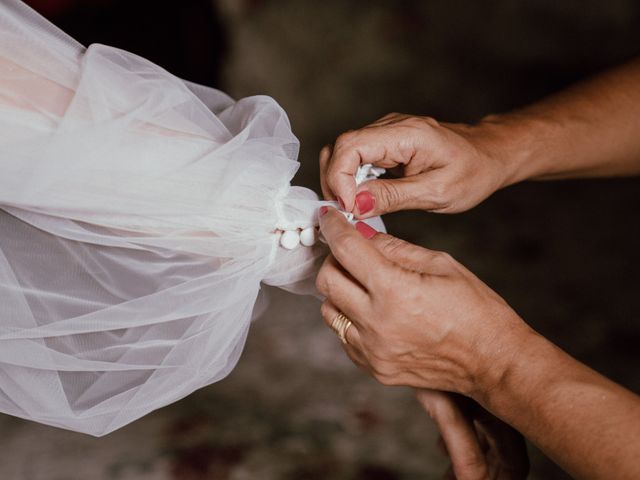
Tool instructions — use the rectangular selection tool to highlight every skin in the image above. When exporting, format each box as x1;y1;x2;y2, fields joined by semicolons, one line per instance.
416;390;529;480
318;57;640;479
320;58;640;218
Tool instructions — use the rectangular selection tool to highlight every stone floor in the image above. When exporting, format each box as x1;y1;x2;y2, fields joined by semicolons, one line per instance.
2;1;640;479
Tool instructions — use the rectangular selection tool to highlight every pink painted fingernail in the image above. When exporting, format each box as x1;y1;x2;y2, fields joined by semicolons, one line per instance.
337;196;345;210
355;221;377;239
319;206;329;217
355;191;375;215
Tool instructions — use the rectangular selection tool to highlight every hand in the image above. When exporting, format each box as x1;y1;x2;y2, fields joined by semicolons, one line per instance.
416;389;529;480
316;206;533;397
319;113;508;217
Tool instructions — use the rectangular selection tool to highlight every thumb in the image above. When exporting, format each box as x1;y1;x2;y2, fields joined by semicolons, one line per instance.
354;175;441;218
368;233;450;275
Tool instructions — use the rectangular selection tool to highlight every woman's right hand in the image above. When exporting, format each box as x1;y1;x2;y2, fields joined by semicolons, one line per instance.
319;113;509;217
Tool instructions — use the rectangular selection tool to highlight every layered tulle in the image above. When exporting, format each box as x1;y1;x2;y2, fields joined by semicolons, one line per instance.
0;0;345;435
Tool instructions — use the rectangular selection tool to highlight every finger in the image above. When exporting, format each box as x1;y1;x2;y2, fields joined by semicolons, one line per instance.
326;128;411;212
415;389;489;480
354;174;443;218
319;144;335;201
321;300;376;379
320;299;365;354
473;414;529;474
369;112;401;127
319;207;394;291
369;232;451;276
316;254;369;318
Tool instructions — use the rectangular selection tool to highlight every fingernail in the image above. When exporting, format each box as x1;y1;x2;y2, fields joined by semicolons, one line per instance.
319;206;329;217
355;221;377;239
337;196;345;210
355;191;375;215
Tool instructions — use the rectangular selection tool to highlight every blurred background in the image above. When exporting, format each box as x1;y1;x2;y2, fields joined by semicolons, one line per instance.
3;0;640;479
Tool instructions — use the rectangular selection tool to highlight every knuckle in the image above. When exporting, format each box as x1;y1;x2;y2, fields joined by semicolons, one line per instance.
319;145;332;165
375;376;395;387
319;301;332;320
435;250;455;264
385;376;403;386
431;251;458;272
385;112;402;121
421;116;440;128
333;233;359;258
429;181;450;206
380;236;406;257
335;130;356;148
403;115;424;128
315;269;331;296
402;115;437;131
374;370;400;386
376;181;404;210
369;356;400;386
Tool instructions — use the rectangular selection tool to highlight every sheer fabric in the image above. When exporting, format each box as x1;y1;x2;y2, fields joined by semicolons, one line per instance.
0;0;383;435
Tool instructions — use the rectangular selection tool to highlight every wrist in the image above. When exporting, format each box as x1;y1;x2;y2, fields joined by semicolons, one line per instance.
472;112;551;188
472;323;566;424
468;319;547;411
471;322;640;479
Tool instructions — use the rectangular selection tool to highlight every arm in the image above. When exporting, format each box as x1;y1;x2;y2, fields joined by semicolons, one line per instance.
320;57;640;217
480;329;640;480
316;209;640;479
482;57;640;184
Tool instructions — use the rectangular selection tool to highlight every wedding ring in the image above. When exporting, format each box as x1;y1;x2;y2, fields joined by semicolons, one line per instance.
331;311;353;345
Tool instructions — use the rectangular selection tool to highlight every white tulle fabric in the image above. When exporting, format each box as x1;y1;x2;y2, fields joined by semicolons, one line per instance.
0;0;376;436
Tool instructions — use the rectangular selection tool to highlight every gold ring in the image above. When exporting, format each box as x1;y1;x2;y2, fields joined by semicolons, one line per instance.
331;312;353;345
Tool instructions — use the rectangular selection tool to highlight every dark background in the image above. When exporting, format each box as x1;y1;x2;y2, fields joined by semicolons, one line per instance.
2;1;639;479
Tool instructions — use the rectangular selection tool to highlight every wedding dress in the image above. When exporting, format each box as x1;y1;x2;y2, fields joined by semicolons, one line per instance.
0;0;383;435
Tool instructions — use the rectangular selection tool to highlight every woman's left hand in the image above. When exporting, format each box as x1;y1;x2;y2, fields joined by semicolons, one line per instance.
416;389;529;480
316;206;533;399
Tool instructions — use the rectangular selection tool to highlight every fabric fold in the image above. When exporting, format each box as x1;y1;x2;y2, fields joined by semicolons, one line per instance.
0;0;330;436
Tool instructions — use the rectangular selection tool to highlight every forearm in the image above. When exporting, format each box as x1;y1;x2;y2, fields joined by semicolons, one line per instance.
475;57;640;185
478;329;640;479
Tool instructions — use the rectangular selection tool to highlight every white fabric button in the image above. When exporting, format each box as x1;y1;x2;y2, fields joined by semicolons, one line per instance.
299;227;317;247
280;230;300;249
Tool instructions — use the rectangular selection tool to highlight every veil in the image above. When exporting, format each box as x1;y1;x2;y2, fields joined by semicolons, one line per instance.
0;0;383;435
